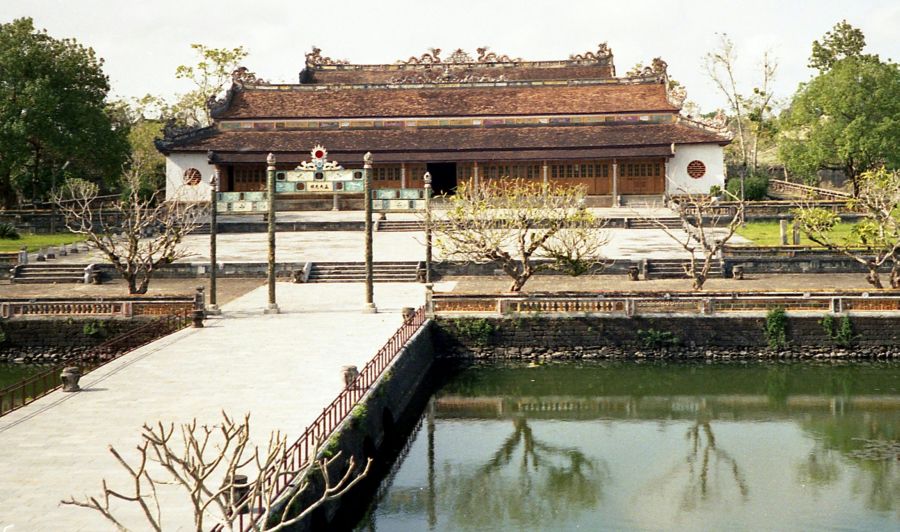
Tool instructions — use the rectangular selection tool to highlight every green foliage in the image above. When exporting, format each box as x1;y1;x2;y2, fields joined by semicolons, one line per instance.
0;223;20;240
708;185;723;198
0;326;7;346
726;173;769;201
779;56;900;190
636;328;680;349
809;20;872;72
82;320;108;339
351;404;369;426
764;307;789;349
0;18;129;208
175;44;251;127
321;434;341;459
821;314;857;348
454;318;497;346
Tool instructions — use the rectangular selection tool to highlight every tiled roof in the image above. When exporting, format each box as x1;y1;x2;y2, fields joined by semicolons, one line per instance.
215;83;678;120
166;122;728;162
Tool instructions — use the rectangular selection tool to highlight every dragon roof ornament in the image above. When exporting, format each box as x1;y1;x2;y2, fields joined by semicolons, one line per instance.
305;46;349;68
569;42;613;62
397;47;521;66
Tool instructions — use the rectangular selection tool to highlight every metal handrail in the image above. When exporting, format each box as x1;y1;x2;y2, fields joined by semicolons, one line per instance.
222;306;428;532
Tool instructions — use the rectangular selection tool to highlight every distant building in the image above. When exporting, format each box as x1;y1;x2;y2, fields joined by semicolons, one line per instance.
157;44;729;205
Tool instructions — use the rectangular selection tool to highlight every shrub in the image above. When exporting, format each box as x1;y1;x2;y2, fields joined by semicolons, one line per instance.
821;314;856;348
637;328;680;349
454;318;496;346
764;307;788;349
82;320;108;339
726;174;769;201
0;223;20;240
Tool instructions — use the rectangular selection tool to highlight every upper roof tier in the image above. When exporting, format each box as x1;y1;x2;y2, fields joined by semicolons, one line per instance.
299;45;617;85
207;44;685;122
213;83;679;121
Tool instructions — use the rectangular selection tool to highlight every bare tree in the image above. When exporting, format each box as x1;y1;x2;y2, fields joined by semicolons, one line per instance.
433;178;608;292
62;412;371;531
704;35;779;177
644;188;745;290
794;167;900;289
52;158;207;294
704;34;749;169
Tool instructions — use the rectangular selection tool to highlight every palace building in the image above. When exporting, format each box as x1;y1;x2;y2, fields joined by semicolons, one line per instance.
157;44;730;205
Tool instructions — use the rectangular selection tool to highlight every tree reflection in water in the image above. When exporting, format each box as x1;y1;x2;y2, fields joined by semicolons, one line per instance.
438;416;609;529
643;419;748;513
799;412;900;514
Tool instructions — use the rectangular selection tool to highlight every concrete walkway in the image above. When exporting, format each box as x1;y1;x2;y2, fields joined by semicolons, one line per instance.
0;281;447;531
53;228;750;265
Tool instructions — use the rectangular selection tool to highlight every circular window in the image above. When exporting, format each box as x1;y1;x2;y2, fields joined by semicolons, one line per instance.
183;168;202;186
687;160;706;179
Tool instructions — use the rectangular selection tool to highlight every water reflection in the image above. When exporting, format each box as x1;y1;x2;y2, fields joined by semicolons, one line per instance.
360;361;900;531
439;416;608;529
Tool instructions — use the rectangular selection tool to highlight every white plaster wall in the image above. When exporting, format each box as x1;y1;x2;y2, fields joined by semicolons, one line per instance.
165;152;214;202
666;143;726;194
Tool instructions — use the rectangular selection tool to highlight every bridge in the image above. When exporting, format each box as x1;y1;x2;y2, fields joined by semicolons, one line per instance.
0;282;434;531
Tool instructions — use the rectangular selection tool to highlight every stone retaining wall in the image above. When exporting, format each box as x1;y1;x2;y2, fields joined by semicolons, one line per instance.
435;315;900;359
0;318;143;350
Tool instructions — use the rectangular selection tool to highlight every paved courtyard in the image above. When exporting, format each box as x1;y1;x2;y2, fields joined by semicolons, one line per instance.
51;228;750;265
0;281;446;531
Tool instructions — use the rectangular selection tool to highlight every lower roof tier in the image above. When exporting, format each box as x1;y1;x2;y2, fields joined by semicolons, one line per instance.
161;122;728;164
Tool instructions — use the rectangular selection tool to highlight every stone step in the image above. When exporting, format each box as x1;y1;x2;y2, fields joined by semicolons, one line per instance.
307;260;419;283
377;221;424;232
15;272;86;279
11;276;85;284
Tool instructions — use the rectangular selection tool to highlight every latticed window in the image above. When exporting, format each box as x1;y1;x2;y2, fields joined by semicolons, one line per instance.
621;161;663;178
476;162;542;180
372;166;402;181
549;161;609;178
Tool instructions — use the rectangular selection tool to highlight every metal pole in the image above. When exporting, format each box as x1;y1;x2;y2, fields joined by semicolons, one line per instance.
424;171;432;284
207;168;220;315
363;152;376;313
265;153;280;314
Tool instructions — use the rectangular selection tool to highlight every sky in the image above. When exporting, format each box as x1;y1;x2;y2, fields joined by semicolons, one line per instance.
2;0;899;113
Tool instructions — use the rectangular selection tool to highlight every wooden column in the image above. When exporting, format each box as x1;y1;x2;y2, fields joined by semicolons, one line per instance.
542;161;549;187
473;161;480;189
401;162;407;189
612;159;620;207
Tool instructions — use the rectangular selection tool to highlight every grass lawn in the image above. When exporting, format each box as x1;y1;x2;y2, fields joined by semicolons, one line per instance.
0;233;87;252
735;220;857;247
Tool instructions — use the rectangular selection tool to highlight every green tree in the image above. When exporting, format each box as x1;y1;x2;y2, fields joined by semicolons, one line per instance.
0;18;129;208
780;22;900;195
794;167;900;289
108;95;169;197
809;20;874;72
175;44;251;126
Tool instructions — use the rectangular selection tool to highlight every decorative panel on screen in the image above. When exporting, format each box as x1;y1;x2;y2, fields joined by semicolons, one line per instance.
183;168;202;186
687;160;706;179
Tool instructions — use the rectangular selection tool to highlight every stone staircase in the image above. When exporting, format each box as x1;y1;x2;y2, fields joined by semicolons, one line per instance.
619;195;665;208
646;259;723;279
626;217;683;229
306;261;421;283
11;263;88;284
376;220;424;232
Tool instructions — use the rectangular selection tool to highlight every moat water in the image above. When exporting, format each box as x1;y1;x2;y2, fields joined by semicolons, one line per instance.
357;361;899;531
